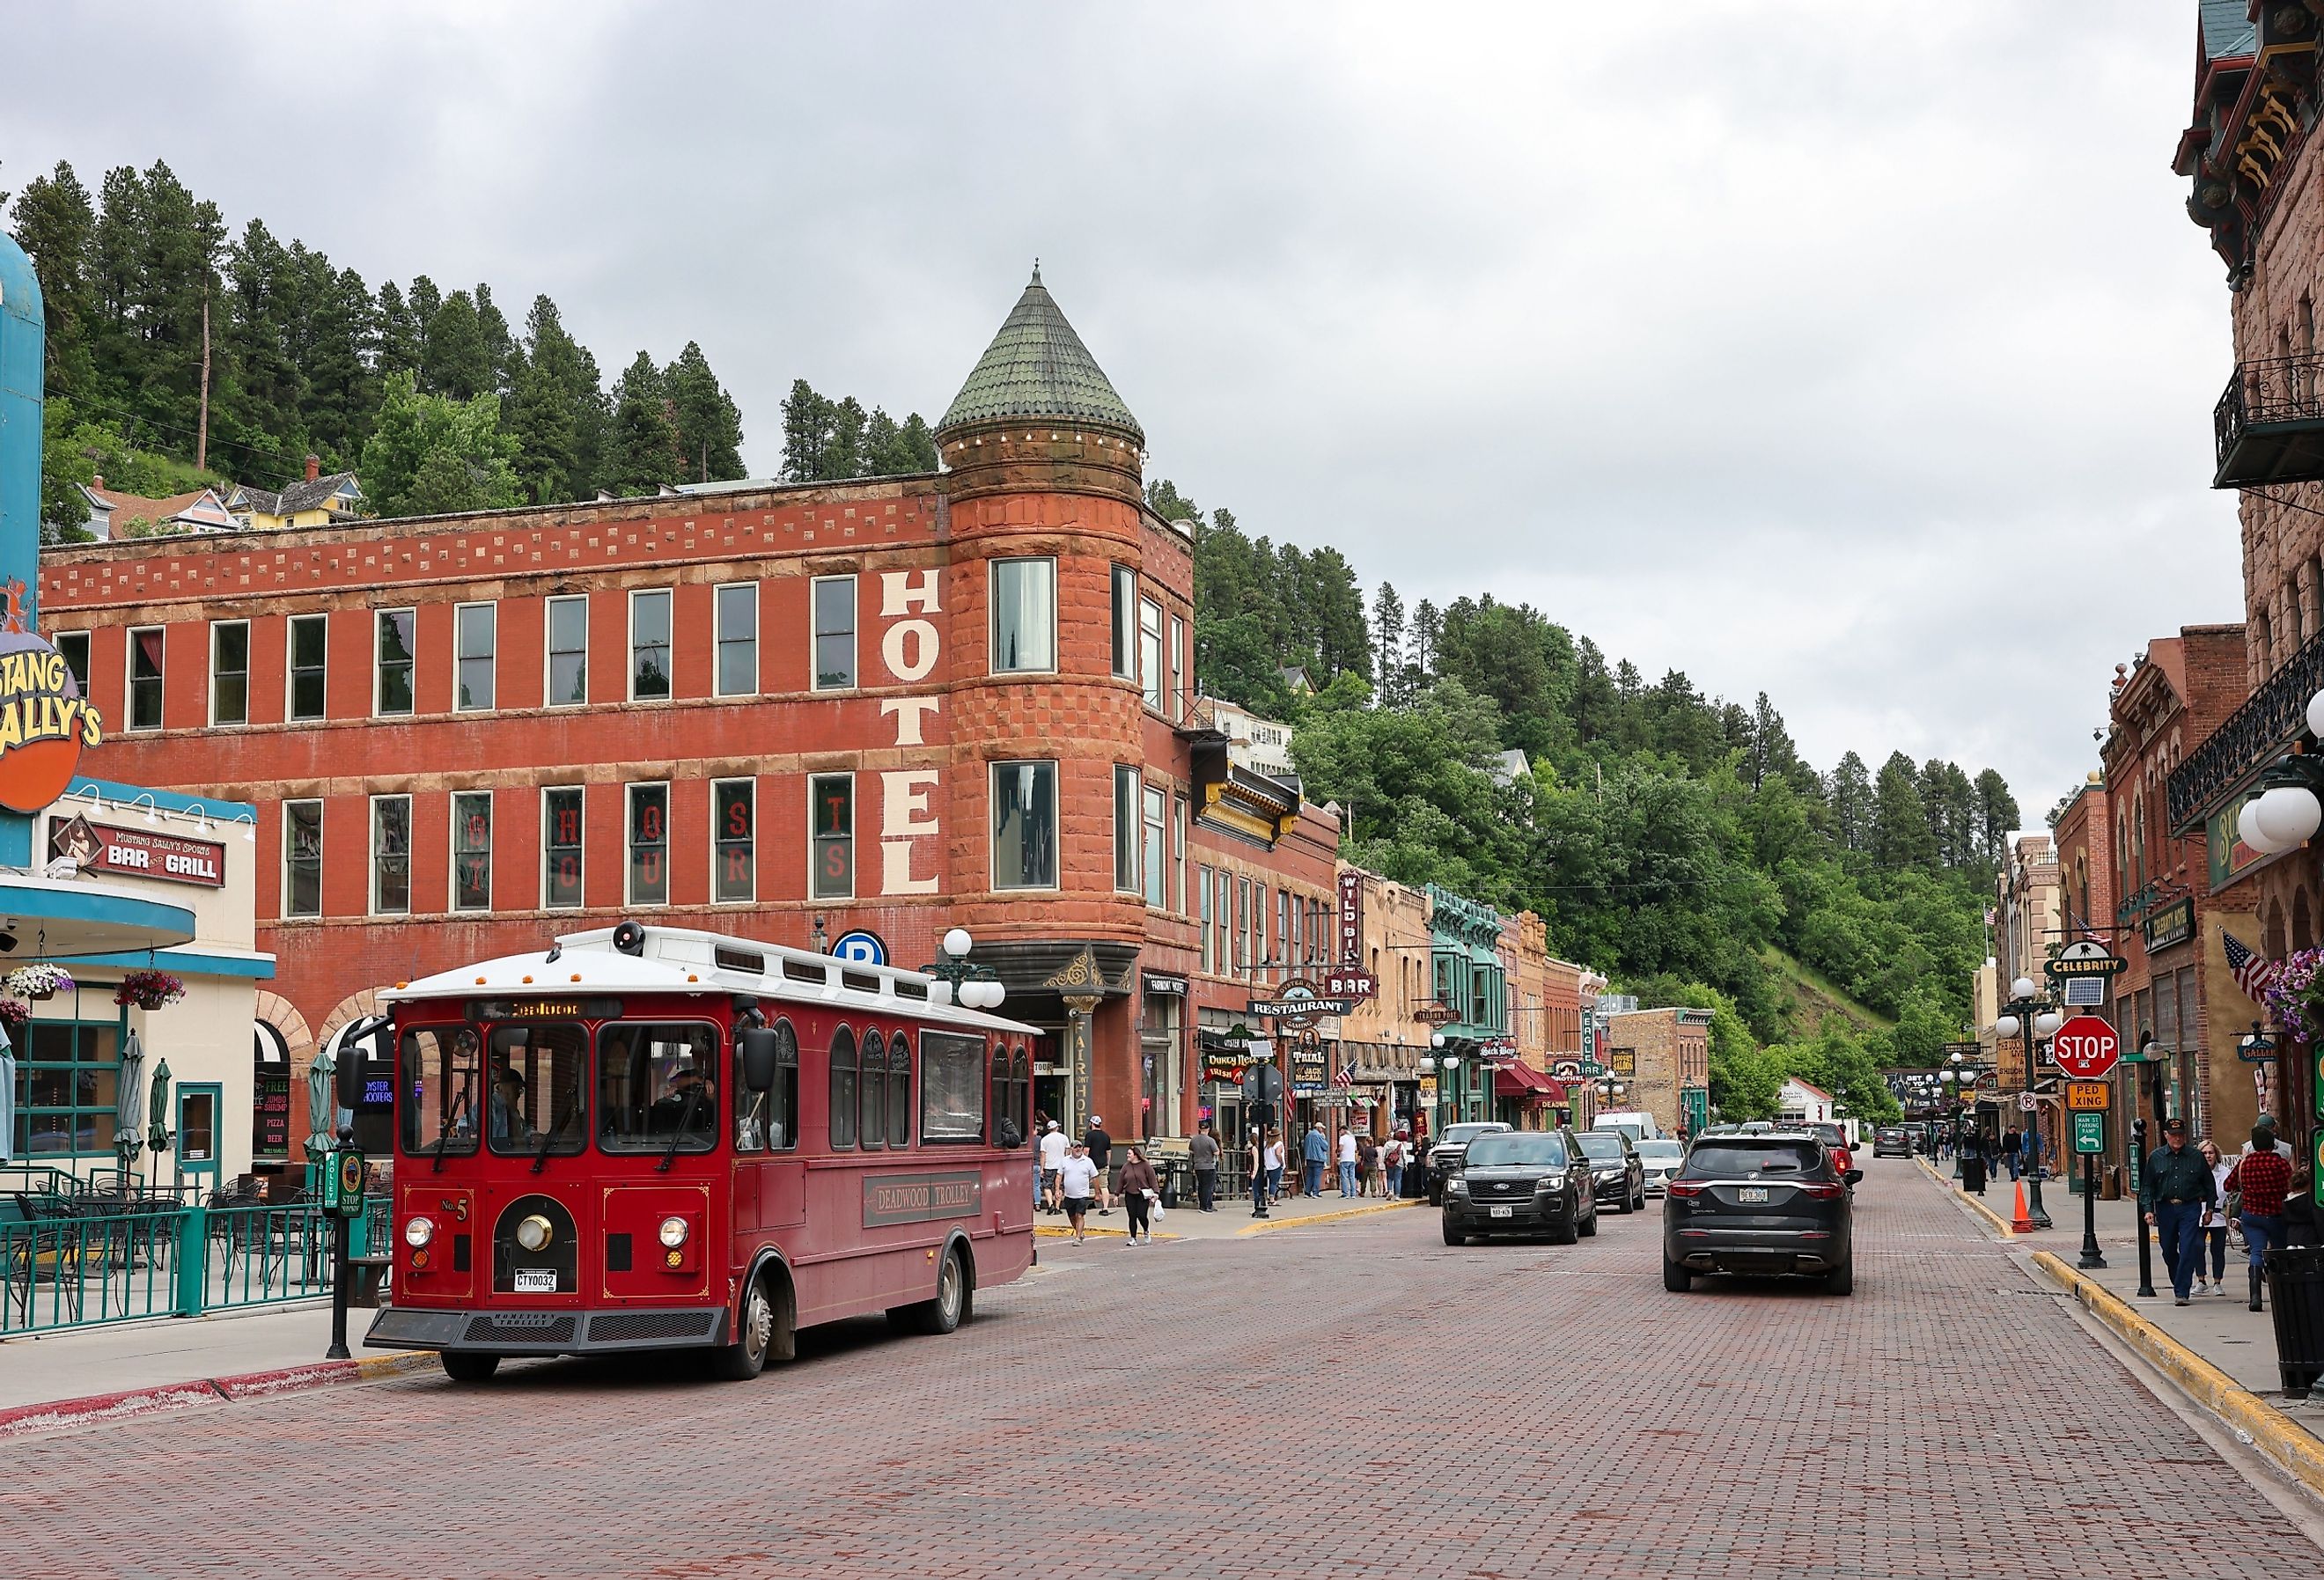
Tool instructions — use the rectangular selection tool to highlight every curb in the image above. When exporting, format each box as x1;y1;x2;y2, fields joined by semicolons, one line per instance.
0;1349;431;1440
2028;1249;2324;1502
1236;1200;1420;1236
1033;1226;1182;1241
1916;1156;2020;1238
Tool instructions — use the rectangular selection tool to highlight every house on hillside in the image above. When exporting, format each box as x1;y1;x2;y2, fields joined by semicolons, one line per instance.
77;477;240;540
1777;1078;1835;1125
223;454;364;530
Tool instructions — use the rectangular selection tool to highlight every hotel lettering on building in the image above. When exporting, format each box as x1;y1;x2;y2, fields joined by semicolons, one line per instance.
39;271;1344;1142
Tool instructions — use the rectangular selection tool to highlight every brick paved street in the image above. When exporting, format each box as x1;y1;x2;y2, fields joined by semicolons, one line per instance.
6;1158;2317;1579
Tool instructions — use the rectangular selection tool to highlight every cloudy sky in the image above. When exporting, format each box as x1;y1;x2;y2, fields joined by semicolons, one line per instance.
2;2;2239;812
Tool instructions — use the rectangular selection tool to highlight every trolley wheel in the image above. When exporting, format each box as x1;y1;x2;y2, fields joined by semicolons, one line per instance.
710;1273;778;1380
439;1350;499;1383
901;1246;971;1335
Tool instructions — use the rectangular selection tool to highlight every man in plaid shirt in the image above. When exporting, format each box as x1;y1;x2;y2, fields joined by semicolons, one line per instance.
2226;1127;2297;1312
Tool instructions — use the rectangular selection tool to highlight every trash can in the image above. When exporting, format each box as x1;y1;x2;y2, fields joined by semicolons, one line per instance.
2264;1245;2324;1399
1159;1160;1183;1211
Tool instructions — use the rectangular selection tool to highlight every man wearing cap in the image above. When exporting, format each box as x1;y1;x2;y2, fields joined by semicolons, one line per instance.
2143;1117;2217;1305
1083;1115;1114;1215
1302;1123;1329;1198
1038;1120;1069;1215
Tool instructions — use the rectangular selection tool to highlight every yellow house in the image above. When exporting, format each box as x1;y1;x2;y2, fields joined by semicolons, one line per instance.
223;454;364;530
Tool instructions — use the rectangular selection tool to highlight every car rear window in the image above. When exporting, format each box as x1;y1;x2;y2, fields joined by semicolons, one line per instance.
1684;1142;1822;1178
1636;1141;1683;1163
1467;1133;1567;1167
1573;1132;1624;1160
1441;1124;1503;1147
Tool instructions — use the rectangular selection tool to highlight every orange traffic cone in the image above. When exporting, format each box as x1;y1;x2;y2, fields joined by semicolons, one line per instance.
2009;1179;2034;1235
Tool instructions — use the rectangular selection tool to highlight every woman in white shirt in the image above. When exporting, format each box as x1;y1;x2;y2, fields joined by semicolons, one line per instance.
2199;1139;2234;1296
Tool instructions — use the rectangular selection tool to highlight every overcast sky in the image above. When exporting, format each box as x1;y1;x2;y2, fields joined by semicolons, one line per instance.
2;2;2239;813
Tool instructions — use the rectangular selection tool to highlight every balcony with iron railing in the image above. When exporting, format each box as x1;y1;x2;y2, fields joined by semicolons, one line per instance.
2166;622;2324;830
2214;352;2324;488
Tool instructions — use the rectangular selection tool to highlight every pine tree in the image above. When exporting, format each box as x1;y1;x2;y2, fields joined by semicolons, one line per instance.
305;265;374;459
1872;751;1938;870
374;281;422;382
1974;768;2019;866
1408;599;1441;683
472;283;516;399
779;378;833;481
663;341;745;481
423;289;491;401
1372;582;1405;705
508;295;603;503
1828;752;1872;854
603;350;680;494
827;396;867;479
8;161;97;401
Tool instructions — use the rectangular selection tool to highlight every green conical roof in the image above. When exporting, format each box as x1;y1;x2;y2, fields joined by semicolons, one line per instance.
939;266;1142;441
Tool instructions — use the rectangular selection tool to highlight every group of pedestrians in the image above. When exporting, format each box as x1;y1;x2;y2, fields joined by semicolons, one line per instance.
2142;1117;2311;1308
1032;1113;1419;1237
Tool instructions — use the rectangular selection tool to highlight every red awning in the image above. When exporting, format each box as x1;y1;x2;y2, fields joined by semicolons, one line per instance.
1492;1062;1567;1104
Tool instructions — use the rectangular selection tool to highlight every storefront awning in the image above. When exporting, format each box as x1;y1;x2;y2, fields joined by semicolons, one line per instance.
1492;1062;1566;1104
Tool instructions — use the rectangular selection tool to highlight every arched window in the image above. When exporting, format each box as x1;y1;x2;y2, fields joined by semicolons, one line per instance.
860;1030;886;1149
829;1026;857;1150
989;1039;1010;1143
888;1034;912;1147
1014;1046;1031;1135
772;1020;798;1151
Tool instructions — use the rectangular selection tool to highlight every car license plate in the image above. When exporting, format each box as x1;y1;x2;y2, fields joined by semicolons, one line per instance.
1489;1205;1514;1218
1738;1187;1769;1203
513;1268;557;1293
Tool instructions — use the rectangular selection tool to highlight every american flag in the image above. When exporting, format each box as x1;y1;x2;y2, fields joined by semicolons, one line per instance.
1331;1061;1355;1090
2225;932;2278;1002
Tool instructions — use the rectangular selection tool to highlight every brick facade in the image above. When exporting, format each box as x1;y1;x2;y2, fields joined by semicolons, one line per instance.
1600;1007;1709;1137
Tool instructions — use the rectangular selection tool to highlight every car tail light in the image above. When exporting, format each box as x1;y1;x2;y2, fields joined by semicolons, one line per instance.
1799;1182;1846;1201
1666;1180;1708;1199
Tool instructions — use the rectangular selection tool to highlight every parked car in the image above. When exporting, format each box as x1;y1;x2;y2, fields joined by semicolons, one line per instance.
1634;1137;1686;1196
1576;1128;1646;1212
1441;1128;1599;1245
1808;1122;1854;1176
1425;1121;1511;1204
1662;1131;1859;1295
1872;1126;1913;1158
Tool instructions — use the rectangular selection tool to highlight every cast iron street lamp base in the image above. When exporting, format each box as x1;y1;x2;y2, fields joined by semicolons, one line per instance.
2026;1172;2052;1230
2077;1155;2106;1269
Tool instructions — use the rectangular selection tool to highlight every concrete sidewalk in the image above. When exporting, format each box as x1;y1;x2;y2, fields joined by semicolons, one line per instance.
1035;1187;1419;1242
0;1301;423;1414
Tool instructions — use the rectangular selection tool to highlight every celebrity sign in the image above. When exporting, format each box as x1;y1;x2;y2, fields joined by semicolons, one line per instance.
0;622;100;814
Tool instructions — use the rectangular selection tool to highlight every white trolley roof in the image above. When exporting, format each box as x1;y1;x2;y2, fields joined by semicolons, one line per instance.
382;923;1041;1040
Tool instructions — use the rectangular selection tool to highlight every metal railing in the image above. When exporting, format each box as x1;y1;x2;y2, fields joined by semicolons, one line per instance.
2166;622;2324;829
2215;352;2324;468
0;1197;343;1335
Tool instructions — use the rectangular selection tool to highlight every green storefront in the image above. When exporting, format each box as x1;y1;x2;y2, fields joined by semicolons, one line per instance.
1425;886;1507;1128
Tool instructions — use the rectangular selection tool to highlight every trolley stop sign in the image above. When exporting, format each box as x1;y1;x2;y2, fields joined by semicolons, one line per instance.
2051;1016;2120;1080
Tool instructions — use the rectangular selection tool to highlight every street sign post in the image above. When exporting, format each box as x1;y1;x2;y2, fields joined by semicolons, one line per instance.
2073;1113;2105;1154
2017;1091;2037;1113
2046;941;2127;981
2050;1015;2122;1080
2074;1110;2108;1271
2064;1081;2111;1112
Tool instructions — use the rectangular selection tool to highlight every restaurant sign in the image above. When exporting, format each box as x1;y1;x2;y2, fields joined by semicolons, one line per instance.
50;814;225;887
2144;898;2195;952
1248;980;1357;1022
0;621;102;815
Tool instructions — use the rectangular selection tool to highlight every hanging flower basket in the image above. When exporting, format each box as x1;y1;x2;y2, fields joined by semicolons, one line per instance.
4;965;74;1002
114;969;186;1012
0;999;29;1032
2263;947;2324;1046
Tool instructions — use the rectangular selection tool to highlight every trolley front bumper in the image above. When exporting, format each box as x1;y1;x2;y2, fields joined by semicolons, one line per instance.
366;1303;732;1356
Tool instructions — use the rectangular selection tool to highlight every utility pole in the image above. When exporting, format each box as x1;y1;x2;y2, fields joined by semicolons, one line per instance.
196;281;212;474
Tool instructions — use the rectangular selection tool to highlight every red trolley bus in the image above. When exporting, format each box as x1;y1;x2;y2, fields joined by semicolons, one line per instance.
362;921;1039;1381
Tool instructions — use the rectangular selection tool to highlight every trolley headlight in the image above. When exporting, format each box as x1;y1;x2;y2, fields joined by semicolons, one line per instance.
658;1215;690;1249
403;1216;434;1249
515;1214;554;1253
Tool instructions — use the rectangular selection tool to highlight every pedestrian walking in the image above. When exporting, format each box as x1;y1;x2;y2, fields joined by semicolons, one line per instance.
1084;1115;1114;1215
1248;1129;1270;1219
1264;1132;1285;1203
1384;1131;1407;1199
1058;1141;1102;1244
1038;1120;1068;1214
2000;1127;2022;1183
1118;1147;1159;1246
2198;1139;2232;1297
1303;1123;1328;1198
1337;1127;1359;1196
2143;1117;2216;1305
1031;1110;1051;1211
1189;1119;1221;1212
2226;1128;2295;1311
1960;1131;1988;1195
1357;1132;1379;1197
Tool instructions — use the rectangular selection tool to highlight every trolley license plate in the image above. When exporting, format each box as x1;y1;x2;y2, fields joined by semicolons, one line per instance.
513;1268;557;1293
1489;1205;1514;1218
1738;1187;1769;1203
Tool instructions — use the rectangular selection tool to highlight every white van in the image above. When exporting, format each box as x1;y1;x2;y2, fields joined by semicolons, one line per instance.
1593;1111;1664;1143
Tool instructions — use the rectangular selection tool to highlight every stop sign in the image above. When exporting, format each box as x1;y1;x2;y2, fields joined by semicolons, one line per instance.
2051;1015;2121;1079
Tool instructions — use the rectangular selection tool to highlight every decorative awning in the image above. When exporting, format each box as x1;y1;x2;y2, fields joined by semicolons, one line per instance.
1491;1062;1567;1104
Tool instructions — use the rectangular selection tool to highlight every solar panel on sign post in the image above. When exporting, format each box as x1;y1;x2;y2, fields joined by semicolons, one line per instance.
2063;976;2106;1007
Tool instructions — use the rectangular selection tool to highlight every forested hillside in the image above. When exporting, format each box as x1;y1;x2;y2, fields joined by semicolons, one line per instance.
1151;479;2017;1119
4;159;936;531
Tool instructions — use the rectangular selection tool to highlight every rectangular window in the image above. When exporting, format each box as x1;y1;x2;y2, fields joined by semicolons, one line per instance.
918;1031;987;1143
715;583;758;697
542;786;585;908
454;602;495;711
371;794;411;916
1199;863;1216;974
1276;891;1290;976
375;608;416;717
546;595;587;706
813;575;856;690
597;1022;717;1154
56;632;90;695
992;761;1058;890
1238;877;1252;974
283;799;322;920
288;614;327;720
628;783;669;905
712;778;755;903
210;620;249;725
1110;565;1136;678
452;790;492;913
1143;785;1167;908
397;1026;479;1159
489;1022;590;1161
630;589;673;701
1173;794;1189;914
1215;871;1231;975
1114;766;1140;892
809;773;854;900
129;626;164;731
1140;598;1164;711
1169;615;1187;722
12;1021;120;1158
989;558;1056;674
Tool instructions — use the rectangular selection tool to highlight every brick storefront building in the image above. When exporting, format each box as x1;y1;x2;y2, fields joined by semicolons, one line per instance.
38;269;1340;1146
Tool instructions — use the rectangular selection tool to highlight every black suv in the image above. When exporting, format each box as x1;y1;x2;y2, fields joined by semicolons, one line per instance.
1574;1128;1646;1213
1872;1126;1913;1158
1424;1121;1511;1205
1441;1128;1598;1245
1662;1130;1860;1295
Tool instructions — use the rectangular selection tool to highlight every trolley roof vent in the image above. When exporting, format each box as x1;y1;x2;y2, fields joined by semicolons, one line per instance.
713;946;765;975
781;957;827;986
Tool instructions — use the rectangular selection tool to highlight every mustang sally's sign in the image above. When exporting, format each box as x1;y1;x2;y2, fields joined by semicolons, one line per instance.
0;614;101;814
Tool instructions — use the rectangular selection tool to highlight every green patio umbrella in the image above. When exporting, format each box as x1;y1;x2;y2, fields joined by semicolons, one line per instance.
146;1056;172;1159
114;1028;146;1168
306;1046;336;1161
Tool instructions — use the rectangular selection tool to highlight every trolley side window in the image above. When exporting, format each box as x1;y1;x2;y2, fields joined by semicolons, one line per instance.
597;1022;719;1153
485;1022;589;1157
735;1018;800;1152
860;1030;886;1150
828;1027;857;1150
918;1031;986;1143
400;1025;482;1157
887;1034;912;1148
